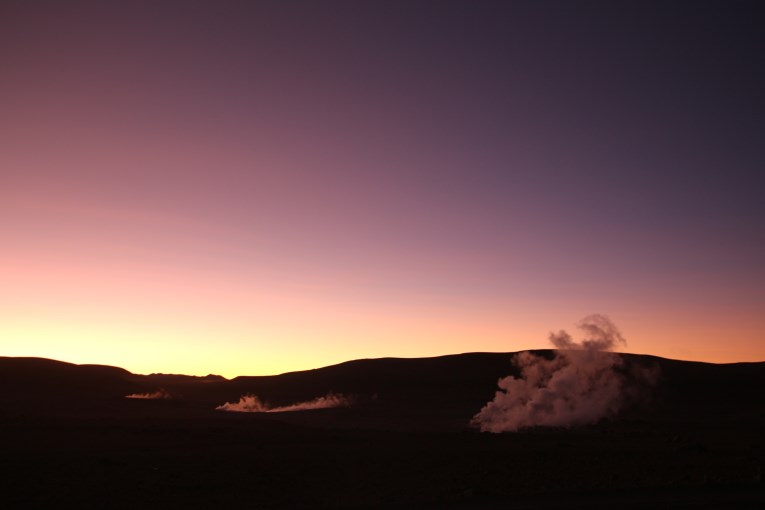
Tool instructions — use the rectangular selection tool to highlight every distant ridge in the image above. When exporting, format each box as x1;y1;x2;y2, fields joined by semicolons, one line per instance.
0;357;132;384
2;353;764;429
4;351;762;380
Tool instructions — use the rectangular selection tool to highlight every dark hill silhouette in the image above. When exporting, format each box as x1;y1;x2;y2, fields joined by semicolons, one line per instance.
0;356;132;379
0;357;138;416
2;352;764;429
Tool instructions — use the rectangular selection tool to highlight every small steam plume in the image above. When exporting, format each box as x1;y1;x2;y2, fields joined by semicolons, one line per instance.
216;394;268;412
472;314;645;432
266;393;351;412
216;392;351;413
125;389;172;400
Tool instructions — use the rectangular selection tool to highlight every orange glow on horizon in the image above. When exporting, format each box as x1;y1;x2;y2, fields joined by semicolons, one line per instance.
2;2;763;377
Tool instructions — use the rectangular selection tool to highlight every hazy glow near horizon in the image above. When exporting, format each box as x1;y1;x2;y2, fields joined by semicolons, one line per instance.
2;2;763;377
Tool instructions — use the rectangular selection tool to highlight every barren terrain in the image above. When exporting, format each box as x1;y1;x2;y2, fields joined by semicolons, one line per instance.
1;353;764;508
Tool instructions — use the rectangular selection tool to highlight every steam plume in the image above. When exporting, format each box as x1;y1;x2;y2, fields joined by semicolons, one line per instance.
265;393;350;412
216;392;351;413
125;389;172;400
472;314;635;432
216;394;268;412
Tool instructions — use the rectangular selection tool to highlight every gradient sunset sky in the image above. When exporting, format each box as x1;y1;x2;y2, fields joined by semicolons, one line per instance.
2;0;763;377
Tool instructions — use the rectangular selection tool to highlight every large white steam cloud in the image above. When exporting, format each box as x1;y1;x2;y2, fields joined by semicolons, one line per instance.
472;314;637;432
216;393;351;413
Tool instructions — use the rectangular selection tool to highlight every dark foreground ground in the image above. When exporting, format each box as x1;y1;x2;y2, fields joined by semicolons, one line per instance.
1;353;764;509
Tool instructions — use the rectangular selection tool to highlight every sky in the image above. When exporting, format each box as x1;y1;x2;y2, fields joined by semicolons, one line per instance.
1;0;763;377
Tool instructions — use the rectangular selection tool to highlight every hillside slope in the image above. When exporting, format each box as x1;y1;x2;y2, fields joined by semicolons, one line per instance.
2;352;765;428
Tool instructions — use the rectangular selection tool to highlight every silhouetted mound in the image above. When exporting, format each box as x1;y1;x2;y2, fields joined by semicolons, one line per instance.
633;356;765;421
0;357;137;414
0;357;132;380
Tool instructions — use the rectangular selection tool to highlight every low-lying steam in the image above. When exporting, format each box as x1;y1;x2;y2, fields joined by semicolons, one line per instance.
472;314;645;432
216;394;268;412
265;393;350;412
125;389;172;400
216;392;351;413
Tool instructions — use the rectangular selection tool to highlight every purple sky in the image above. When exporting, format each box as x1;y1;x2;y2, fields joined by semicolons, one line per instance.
2;1;763;376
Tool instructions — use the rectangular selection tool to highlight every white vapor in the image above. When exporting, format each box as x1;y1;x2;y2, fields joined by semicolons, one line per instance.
216;394;268;412
216;393;351;413
472;314;643;432
266;393;350;412
125;389;172;400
